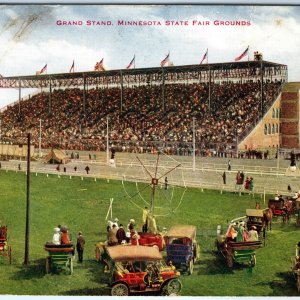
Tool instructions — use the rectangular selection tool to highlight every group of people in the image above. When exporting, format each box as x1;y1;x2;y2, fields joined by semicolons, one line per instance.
226;221;259;242
1;81;281;153
106;218;137;246
235;170;254;191
52;226;86;263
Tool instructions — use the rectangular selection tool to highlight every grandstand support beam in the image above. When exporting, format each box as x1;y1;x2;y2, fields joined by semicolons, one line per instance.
83;75;86;114
106;115;109;164
49;78;52;115
208;66;211;112
39;119;42;158
120;70;123;114
18;78;21;115
192;117;196;172
24;133;31;266
162;68;165;111
260;60;264;118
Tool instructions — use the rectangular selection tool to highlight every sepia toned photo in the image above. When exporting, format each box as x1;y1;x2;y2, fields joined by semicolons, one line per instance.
0;1;300;297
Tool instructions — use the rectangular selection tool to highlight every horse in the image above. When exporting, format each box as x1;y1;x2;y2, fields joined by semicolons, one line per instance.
282;200;294;224
263;208;273;231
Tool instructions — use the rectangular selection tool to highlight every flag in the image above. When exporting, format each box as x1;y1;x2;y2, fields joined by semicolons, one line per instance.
200;49;208;64
94;58;105;71
235;46;249;62
69;60;74;73
160;52;170;67
126;55;135;69
36;64;47;75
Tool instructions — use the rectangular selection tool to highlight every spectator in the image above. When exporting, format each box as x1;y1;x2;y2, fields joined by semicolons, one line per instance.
85;165;90;174
76;231;85;263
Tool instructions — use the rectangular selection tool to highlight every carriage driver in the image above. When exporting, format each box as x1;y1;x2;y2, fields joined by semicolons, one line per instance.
52;227;61;245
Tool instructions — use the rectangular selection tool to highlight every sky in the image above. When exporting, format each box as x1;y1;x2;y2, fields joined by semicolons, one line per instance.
0;4;300;108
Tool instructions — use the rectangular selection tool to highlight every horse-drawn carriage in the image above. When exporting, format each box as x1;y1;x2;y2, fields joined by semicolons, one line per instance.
102;245;182;296
44;243;74;274
216;223;262;268
268;198;286;216
0;225;12;264
164;225;200;275
217;239;262;268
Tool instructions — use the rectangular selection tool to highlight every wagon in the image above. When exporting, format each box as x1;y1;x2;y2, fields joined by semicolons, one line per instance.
44;243;74;274
291;244;300;292
103;245;182;296
217;239;262;268
164;225;200;275
216;225;262;268
0;225;12;264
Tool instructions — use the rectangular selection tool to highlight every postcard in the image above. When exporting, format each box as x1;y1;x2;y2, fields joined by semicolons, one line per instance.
0;1;300;299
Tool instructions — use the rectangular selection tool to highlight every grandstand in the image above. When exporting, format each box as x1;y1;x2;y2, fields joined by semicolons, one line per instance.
0;60;289;155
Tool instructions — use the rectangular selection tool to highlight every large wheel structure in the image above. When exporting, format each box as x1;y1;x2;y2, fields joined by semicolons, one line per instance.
226;253;234;268
111;283;129;296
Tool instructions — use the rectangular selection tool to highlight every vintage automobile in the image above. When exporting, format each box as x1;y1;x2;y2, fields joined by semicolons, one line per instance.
131;231;165;251
103;245;182;296
164;225;200;275
246;209;265;235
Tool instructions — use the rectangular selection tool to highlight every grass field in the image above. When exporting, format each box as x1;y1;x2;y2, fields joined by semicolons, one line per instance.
0;170;299;296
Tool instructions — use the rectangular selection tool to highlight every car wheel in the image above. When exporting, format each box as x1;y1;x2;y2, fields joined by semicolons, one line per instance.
111;283;129;296
165;278;182;295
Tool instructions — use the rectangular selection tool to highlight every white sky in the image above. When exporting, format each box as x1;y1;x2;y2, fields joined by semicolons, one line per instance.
0;4;300;108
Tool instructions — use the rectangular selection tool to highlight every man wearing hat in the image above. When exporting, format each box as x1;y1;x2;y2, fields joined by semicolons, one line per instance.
76;231;86;263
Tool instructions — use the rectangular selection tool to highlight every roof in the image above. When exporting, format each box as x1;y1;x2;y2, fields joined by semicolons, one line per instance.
246;209;264;218
107;245;162;262
165;225;197;239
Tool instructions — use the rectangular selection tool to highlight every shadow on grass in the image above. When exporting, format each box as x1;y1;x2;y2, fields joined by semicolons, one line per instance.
254;271;298;296
63;259;110;295
10;258;46;280
196;255;234;275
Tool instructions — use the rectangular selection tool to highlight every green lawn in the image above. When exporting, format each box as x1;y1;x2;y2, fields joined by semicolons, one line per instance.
0;170;299;296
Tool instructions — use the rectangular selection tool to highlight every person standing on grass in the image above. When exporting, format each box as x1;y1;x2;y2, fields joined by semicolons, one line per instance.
228;160;231;171
76;231;85;263
85;165;90;174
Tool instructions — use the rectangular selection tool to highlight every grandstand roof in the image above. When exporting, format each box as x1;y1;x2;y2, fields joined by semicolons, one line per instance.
0;60;287;89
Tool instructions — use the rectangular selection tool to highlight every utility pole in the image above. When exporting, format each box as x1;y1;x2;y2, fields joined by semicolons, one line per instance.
24;133;31;265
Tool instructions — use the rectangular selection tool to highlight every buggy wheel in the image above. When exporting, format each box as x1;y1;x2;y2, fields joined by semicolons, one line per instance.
8;245;12;264
226;254;233;268
188;260;194;275
164;278;182;295
69;257;73;275
297;275;300;293
45;257;50;274
111;283;129;296
250;255;256;267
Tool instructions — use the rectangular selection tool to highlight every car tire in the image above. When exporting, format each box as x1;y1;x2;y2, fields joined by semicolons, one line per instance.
111;283;129;296
164;278;182;295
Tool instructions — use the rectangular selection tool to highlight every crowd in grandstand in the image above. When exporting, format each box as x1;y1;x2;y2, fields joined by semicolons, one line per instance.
0;80;281;155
